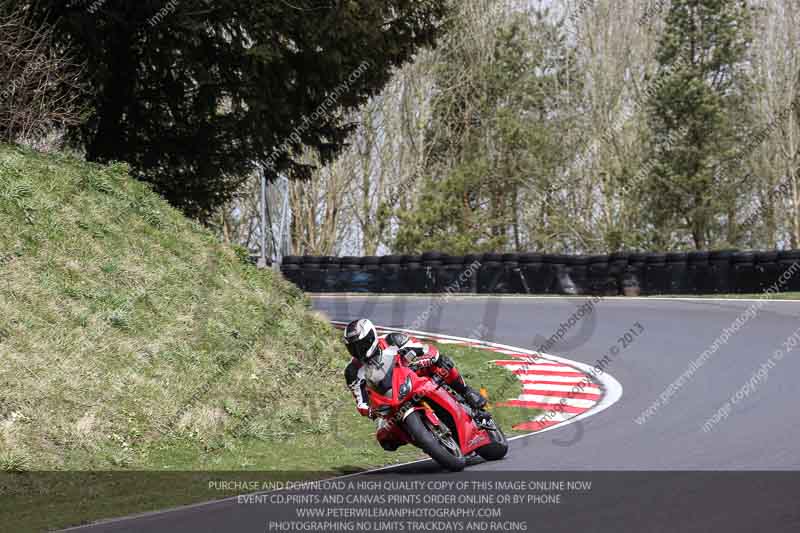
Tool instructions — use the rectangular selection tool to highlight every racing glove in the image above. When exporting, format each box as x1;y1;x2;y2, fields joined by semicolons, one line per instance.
348;379;371;417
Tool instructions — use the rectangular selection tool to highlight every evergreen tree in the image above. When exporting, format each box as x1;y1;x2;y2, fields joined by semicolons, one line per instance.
644;0;753;249
27;0;447;219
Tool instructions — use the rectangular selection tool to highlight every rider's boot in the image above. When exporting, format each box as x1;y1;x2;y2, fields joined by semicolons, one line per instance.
434;356;488;416
463;386;488;411
462;386;493;426
450;380;488;411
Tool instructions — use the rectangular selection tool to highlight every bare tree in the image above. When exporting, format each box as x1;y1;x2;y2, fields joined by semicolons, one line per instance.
557;0;667;251
211;174;263;251
746;0;800;248
295;47;438;256
227;0;800;256
289;149;353;256
0;1;85;148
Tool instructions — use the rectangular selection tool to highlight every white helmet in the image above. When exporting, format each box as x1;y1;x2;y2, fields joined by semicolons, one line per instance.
343;318;379;362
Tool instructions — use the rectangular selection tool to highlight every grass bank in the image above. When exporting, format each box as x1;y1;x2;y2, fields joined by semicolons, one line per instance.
0;144;346;473
0;144;533;530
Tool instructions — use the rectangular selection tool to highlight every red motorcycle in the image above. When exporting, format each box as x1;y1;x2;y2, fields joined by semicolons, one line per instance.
367;349;508;471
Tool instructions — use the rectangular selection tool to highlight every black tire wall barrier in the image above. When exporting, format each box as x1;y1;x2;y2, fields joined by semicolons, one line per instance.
279;250;800;296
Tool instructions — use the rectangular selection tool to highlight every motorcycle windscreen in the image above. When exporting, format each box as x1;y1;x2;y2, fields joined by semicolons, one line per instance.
365;350;396;397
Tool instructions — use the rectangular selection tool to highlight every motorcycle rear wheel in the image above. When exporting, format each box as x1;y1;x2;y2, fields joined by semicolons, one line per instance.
403;410;466;472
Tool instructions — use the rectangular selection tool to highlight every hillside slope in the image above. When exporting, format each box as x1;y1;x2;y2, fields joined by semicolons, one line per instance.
0;145;530;529
0;144;350;471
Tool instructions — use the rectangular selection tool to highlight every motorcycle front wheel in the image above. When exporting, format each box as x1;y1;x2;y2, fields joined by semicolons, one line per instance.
403;410;466;472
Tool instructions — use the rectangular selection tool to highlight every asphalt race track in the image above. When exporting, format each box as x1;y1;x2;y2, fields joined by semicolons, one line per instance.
311;295;800;470
67;295;800;532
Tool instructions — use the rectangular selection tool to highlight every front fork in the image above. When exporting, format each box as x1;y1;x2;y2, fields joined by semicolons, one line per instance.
397;401;453;447
398;401;441;427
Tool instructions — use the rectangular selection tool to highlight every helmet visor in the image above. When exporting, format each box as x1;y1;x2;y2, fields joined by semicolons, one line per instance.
345;328;376;361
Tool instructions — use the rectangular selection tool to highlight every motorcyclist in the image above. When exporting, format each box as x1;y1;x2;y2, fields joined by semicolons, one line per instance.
342;318;487;423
